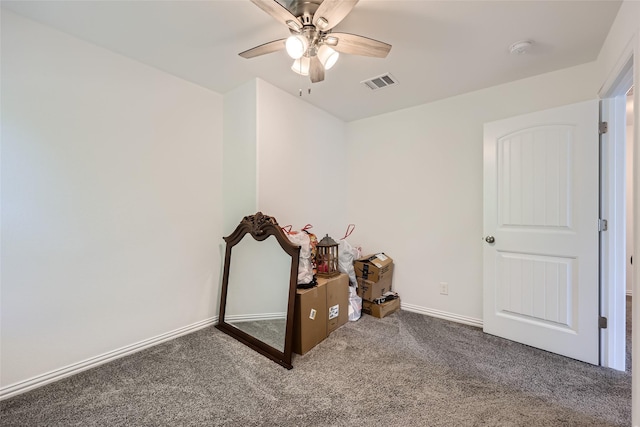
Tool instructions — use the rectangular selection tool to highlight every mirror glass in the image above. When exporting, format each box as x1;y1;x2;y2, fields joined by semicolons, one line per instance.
225;234;291;351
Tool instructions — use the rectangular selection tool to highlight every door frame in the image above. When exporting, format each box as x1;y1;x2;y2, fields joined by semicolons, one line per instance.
599;49;634;371
600;88;630;371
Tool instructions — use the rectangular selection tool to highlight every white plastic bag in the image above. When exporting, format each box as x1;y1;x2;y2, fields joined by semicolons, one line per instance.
348;285;362;321
338;227;360;286
285;230;314;285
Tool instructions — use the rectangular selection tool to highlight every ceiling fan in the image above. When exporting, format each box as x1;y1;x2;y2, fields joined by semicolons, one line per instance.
240;0;392;83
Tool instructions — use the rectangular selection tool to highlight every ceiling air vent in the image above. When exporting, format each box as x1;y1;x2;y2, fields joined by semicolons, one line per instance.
362;73;398;91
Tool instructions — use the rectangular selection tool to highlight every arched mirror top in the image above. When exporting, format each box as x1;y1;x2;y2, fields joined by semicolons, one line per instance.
225;212;300;255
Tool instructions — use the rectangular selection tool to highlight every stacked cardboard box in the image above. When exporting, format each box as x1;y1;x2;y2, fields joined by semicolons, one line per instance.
355;253;400;318
362;298;400;318
293;273;349;355
320;275;349;334
293;285;326;355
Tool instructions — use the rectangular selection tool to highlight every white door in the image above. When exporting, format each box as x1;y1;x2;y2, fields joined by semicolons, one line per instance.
483;100;600;365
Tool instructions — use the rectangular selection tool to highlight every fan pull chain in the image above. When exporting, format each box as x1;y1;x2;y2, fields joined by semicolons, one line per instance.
294;59;310;97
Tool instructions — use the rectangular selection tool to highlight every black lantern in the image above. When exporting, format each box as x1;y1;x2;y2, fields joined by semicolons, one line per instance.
317;234;339;278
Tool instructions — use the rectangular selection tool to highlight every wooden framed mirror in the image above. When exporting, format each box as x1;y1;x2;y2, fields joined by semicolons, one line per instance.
215;212;300;369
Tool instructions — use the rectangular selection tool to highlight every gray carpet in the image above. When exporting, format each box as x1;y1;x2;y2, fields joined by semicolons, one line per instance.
1;308;632;426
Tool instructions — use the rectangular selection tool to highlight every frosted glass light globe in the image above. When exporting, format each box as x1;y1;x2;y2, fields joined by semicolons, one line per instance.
317;45;339;70
291;57;310;76
286;35;308;59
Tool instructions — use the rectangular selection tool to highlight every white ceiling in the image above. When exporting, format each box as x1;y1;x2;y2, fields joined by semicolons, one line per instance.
2;0;622;122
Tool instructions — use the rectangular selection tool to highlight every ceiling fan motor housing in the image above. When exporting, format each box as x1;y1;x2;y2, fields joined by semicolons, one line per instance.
298;26;322;56
284;0;322;23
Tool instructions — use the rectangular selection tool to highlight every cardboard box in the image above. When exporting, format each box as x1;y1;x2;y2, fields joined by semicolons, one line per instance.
354;253;393;283
356;273;393;302
293;285;327;355
318;274;349;334
362;298;400;318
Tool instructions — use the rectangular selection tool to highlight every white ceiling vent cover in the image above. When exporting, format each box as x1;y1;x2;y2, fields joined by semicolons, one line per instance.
362;73;398;91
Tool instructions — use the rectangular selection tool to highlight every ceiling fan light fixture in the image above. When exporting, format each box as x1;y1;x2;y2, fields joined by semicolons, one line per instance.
241;0;392;84
316;17;329;30
286;34;308;59
285;19;302;32
325;36;338;46
291;57;311;76
317;44;339;70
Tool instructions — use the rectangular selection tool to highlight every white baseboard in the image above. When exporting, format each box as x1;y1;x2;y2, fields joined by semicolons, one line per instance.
0;316;218;401
400;303;483;328
627;289;633;297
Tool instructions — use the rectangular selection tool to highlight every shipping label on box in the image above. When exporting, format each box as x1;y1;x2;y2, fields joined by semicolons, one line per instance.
318;274;349;334
328;304;339;320
356;273;392;302
354;253;393;282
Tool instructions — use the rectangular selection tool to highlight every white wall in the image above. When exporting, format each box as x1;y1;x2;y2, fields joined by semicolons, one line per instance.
595;1;639;91
346;62;600;324
1;11;224;394
221;79;347;303
222;78;347;237
256;79;347;239
223;80;258;235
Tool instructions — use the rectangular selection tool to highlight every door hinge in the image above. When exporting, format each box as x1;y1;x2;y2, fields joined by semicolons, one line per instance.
598;218;608;232
599;121;608;134
599;316;608;329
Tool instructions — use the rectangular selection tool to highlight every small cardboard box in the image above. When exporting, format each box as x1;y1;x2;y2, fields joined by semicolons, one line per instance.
362;298;400;318
318;274;349;334
354;253;393;283
293;285;328;355
356;273;393;302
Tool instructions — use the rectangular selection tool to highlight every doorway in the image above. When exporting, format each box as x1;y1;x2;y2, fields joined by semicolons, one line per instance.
625;86;634;372
600;56;633;371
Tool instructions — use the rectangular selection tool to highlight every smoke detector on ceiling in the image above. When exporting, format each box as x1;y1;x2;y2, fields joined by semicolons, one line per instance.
509;40;534;55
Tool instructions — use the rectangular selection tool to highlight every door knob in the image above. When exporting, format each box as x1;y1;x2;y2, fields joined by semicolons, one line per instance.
485;236;495;244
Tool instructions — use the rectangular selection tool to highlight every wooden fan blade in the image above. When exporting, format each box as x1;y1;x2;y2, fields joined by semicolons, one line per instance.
251;0;302;30
309;55;325;83
239;39;286;59
329;32;391;58
312;0;359;31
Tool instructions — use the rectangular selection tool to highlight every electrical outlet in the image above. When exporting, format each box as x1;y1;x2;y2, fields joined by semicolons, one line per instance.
439;282;449;295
